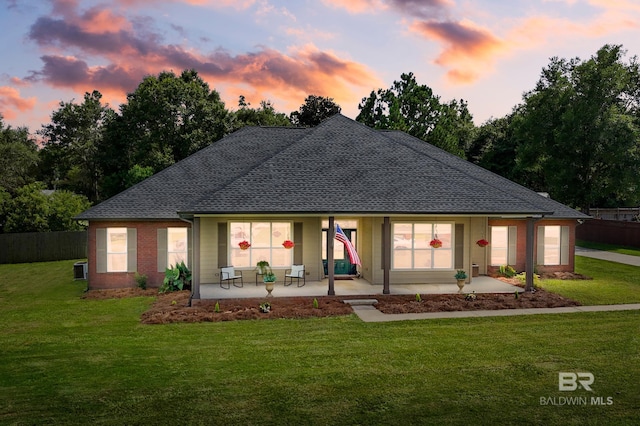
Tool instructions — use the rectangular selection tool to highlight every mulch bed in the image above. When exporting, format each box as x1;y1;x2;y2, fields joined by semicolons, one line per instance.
82;284;582;324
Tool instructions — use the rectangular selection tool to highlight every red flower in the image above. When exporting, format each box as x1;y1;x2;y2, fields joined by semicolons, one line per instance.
282;240;295;249
429;238;443;248
476;239;490;247
238;240;251;250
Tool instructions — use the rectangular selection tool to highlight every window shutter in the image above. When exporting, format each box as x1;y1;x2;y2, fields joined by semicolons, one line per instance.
537;226;545;265
560;226;570;265
127;228;137;272
218;222;227;268
187;227;193;268
454;224;464;269
157;228;167;272
508;226;517;265
293;222;303;265
96;228;106;273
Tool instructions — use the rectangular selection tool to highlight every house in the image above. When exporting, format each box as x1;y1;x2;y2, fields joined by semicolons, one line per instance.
76;114;589;298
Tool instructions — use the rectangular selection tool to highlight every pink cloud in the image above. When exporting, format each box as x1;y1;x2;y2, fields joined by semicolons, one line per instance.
0;87;37;120
24;2;382;116
410;19;505;83
321;0;387;13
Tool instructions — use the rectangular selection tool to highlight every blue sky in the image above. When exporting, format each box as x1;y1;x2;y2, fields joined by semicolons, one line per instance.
2;0;640;133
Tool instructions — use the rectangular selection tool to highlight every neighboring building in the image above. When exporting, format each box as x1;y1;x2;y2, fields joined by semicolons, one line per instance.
76;114;589;298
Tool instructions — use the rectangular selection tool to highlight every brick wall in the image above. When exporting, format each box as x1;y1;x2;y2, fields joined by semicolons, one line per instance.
87;220;186;290
487;219;577;274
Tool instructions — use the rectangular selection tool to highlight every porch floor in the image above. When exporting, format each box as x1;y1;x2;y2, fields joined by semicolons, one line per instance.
199;276;520;300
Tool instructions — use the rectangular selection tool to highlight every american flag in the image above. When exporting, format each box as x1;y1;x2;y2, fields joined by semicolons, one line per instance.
335;224;361;266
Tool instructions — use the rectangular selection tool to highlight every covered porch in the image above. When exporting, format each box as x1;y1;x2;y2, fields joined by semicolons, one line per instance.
199;275;520;300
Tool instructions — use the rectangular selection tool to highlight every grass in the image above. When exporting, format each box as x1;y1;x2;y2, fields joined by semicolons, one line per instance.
1;260;639;425
576;240;640;257
539;256;640;305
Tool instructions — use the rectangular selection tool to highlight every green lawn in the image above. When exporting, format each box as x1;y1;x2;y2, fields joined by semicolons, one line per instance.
577;240;640;257
1;260;639;425
539;256;640;305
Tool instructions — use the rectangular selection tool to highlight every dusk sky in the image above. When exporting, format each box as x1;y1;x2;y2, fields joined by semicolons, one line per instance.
2;0;640;134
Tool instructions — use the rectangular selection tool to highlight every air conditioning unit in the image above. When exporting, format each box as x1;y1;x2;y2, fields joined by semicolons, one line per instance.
73;261;88;280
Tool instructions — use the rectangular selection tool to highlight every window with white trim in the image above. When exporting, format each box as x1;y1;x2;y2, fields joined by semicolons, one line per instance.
107;227;127;272
490;226;517;266
392;222;453;269
229;222;292;268
538;225;570;266
167;227;188;267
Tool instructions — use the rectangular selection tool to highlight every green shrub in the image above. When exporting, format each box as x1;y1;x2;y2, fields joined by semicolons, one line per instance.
498;265;516;278
159;261;191;293
313;298;319;309
515;271;541;287
214;301;220;313
415;293;422;302
134;272;147;290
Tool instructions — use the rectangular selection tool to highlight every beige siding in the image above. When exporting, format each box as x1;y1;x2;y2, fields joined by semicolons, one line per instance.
469;216;488;275
199;215;491;286
199;216;325;283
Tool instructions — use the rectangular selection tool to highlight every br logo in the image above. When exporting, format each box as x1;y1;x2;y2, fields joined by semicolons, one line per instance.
558;372;594;391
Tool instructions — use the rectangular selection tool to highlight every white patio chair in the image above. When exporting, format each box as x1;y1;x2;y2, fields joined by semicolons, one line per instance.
220;266;243;289
284;264;305;287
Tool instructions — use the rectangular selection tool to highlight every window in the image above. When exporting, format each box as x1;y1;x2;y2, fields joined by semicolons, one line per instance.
392;222;453;269
107;228;127;272
538;225;569;266
490;226;517;266
167;228;188;267
97;228;136;274
229;222;292;268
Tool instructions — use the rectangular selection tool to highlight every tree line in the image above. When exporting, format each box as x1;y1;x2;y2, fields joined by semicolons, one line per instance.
1;44;639;233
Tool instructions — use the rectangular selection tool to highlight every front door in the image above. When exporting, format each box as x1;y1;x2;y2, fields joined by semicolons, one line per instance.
322;228;358;276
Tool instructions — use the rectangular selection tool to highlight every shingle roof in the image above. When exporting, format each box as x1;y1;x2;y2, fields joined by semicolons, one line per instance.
77;114;588;220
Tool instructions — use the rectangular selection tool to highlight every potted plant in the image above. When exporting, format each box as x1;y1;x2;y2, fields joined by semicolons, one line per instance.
256;260;270;275
454;269;467;293
257;260;276;296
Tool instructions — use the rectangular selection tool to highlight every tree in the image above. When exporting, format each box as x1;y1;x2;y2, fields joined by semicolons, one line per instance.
229;96;291;131
0;116;38;194
38;91;115;202
514;45;640;210
4;183;50;233
466;115;520;181
290;95;341;126
47;190;91;231
1;183;90;233
356;73;474;156
99;70;229;198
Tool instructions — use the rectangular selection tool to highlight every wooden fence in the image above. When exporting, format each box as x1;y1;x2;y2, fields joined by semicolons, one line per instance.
576;219;640;249
588;207;640;222
0;231;87;264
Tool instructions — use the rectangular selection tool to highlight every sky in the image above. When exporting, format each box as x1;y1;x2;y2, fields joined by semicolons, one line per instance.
2;0;640;134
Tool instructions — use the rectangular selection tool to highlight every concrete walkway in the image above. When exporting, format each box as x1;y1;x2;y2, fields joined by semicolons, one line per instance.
349;302;640;322
575;246;640;267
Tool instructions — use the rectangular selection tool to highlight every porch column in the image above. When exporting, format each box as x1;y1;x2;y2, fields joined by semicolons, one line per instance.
327;216;335;295
383;216;390;294
192;217;201;300
525;217;535;292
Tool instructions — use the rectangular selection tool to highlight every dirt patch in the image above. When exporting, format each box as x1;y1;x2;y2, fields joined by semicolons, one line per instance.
83;284;581;324
375;289;580;314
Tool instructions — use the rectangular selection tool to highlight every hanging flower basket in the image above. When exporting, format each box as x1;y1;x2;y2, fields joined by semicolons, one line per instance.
282;240;295;249
238;240;251;250
429;238;443;249
476;239;490;247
